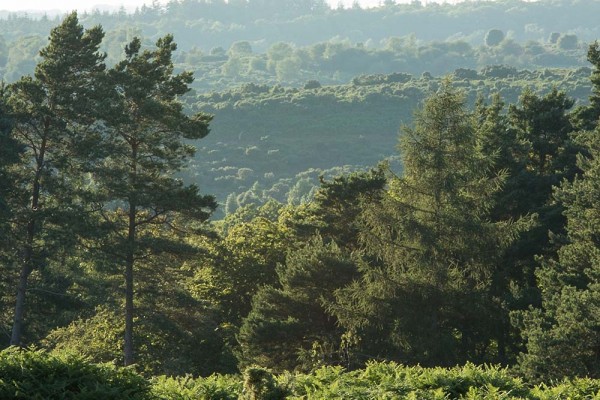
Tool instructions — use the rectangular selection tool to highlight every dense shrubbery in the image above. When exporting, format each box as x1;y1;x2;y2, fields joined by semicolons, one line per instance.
0;347;149;399
4;348;600;399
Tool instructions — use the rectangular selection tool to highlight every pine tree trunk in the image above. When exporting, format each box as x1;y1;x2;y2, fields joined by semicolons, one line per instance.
10;261;31;346
124;140;138;367
11;220;36;345
10;125;48;346
124;203;136;366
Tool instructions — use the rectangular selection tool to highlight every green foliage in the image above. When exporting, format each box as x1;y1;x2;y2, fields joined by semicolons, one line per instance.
331;81;526;367
237;236;357;372
151;374;242;400
288;362;530;399
7;349;600;399
515;128;600;383
240;367;288;400
42;306;123;366
0;347;148;399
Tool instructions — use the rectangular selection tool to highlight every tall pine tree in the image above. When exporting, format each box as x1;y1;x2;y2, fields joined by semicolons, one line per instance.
5;13;106;346
93;35;216;366
516;128;600;382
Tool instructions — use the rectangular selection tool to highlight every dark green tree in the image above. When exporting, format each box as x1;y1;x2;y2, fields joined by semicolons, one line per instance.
504;88;578;281
285;168;386;251
4;12;106;346
515;129;600;382
0;93;22;340
93;35;216;366
237;236;357;372
0;92;19;232
573;41;600;131
331;82;524;367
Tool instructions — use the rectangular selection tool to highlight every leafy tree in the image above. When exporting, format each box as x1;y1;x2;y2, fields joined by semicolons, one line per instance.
218;215;294;323
515;129;600;382
0;92;19;231
331;82;524;367
228;41;253;57
4;12;106;347
548;32;561;44
485;29;505;47
92;35;216;366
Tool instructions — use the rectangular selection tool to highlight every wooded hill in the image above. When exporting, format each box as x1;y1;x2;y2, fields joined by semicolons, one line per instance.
0;0;597;87
186;66;593;216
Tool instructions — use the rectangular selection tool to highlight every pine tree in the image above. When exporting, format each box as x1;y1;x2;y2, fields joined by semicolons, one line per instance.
573;41;600;130
237;236;357;372
0;92;19;231
516;129;600;382
5;12;106;346
93;35;216;366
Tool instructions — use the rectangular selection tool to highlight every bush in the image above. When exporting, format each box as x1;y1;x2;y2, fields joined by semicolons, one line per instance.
151;374;242;400
453;68;479;80
303;80;321;89
0;347;148;399
240;367;288;400
480;64;518;78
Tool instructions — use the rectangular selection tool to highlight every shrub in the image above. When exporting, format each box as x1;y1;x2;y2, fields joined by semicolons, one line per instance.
0;347;148;399
151;374;242;400
303;80;321;89
240;367;288;400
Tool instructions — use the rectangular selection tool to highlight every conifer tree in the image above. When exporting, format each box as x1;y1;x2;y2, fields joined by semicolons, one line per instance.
573;41;600;130
93;35;216;366
516;129;600;382
238;236;357;372
5;12;106;346
331;82;524;366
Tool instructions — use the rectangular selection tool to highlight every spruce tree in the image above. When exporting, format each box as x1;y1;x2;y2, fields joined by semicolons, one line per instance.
93;35;216;366
331;81;524;366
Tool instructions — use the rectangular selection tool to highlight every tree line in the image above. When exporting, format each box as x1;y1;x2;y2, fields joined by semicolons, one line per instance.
1;0;598;87
3;13;600;383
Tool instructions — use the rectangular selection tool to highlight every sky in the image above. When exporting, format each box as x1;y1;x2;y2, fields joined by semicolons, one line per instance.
0;0;386;13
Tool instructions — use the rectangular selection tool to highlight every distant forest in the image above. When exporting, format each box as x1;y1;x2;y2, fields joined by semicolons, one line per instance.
0;0;597;87
4;2;600;397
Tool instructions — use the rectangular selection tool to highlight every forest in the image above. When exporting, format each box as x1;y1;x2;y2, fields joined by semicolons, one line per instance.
3;0;600;398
